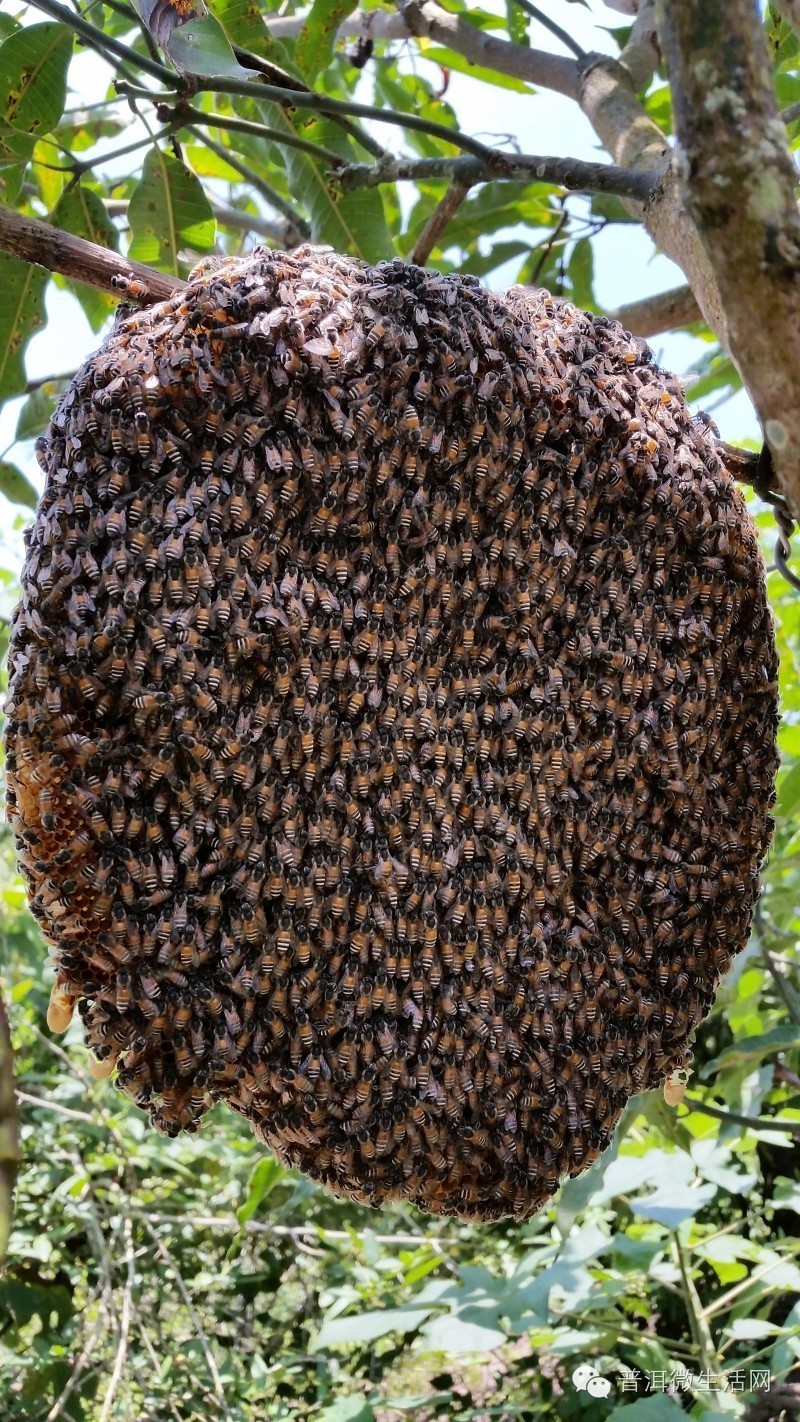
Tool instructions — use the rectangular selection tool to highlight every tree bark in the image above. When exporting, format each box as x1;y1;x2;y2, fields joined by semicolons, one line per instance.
0;993;18;1267
0;204;185;305
659;0;800;514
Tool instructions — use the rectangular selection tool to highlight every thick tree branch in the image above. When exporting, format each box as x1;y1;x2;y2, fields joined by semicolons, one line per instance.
335;152;655;202
619;0;660;92
266;0;579;97
0;203;184;304
658;0;800;515
611;283;702;336
397;0;577;97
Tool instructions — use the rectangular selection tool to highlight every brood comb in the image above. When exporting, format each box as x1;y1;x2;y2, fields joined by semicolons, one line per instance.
4;246;779;1220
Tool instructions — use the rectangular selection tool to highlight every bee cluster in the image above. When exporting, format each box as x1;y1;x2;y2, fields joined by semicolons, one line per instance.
5;246;778;1220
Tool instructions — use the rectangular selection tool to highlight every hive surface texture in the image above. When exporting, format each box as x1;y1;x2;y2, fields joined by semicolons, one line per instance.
4;246;779;1220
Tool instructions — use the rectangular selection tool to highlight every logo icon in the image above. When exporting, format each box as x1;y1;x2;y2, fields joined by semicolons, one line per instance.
571;1364;612;1398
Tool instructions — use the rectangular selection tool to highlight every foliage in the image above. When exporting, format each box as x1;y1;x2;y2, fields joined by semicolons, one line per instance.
0;0;799;1418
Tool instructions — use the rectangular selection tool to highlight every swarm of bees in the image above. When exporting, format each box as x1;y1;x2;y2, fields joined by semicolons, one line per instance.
4;246;779;1220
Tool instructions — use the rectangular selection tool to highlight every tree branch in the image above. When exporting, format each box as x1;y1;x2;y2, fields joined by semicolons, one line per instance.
682;1095;800;1138
397;0;579;98
619;0;660;92
511;0;586;60
611;283;702;336
265;1;581;96
658;0;800;516
115;76;498;163
412;182;471;265
335;152;656;201
0;203;184;303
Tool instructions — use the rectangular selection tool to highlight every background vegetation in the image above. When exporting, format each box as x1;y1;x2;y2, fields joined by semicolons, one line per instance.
0;0;799;1418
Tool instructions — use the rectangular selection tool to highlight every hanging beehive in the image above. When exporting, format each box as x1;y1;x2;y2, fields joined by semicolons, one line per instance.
4;246;779;1221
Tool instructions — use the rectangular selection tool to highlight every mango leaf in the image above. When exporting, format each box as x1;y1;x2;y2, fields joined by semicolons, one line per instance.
416;39;534;92
166;14;256;78
633;1180;717;1228
0;24;72;165
567;236;595;310
128;148;215;273
700;1026;800;1078
270;106;390;262
135;0;201;51
0;461;39;509
296;0;354;79
212;3;389;259
15;387;55;441
51;185;119;331
214;0;274;57
0;254;47;401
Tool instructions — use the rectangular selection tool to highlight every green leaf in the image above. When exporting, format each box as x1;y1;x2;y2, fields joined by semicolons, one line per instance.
296;0;354;79
416;40;533;92
236;1156;282;1227
128;148;215;274
0;24;72;165
319;1398;375;1422
0;460;39;509
606;1398;685;1422
316;1306;435;1349
701;1026;800;1078
14;388;55;441
214;0;275;58
0;254;47;400
51;184;119;331
419;1311;507;1354
506;0;528;46
259;102;390;262
567;236;595;310
166;13;256;78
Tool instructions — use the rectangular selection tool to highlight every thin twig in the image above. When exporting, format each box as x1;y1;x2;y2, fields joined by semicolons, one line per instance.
187;128;309;239
176;105;345;169
16;1090;95;1124
45;1288;107;1422
671;1234;721;1383
140;1218;231;1415
97;1217;135;1422
117;75;498;163
511;0;585;59
128;1208;462;1249
411;182;471;265
681;1095;800;1137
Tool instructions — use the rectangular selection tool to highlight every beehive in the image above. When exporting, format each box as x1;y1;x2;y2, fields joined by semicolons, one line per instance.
4;246;779;1220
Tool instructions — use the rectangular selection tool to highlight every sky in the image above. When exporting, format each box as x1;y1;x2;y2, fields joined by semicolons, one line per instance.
0;0;760;583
